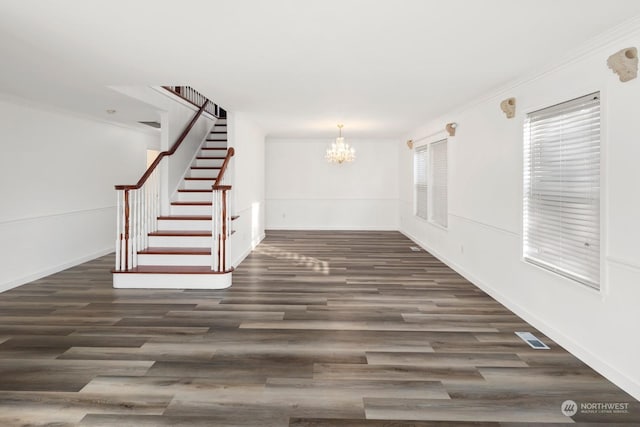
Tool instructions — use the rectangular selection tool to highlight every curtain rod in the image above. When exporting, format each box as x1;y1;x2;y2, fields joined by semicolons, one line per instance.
409;123;457;144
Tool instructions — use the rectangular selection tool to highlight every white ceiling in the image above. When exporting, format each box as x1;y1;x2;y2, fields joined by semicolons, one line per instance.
1;0;640;138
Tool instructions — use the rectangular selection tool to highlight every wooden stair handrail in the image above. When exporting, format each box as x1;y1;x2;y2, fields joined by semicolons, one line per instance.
212;185;232;190
115;101;208;191
213;148;235;187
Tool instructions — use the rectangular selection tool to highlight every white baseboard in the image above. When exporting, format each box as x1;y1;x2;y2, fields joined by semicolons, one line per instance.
400;229;640;402
0;247;114;294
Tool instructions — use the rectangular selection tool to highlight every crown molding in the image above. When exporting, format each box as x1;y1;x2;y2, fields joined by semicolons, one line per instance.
450;14;640;117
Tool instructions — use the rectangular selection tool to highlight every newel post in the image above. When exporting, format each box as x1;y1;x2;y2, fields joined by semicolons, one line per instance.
123;189;130;271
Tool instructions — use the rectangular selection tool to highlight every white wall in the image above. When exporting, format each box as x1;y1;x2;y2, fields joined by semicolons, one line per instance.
227;112;266;266
399;28;640;399
266;138;399;230
0;95;156;292
110;86;216;213
163;103;215;202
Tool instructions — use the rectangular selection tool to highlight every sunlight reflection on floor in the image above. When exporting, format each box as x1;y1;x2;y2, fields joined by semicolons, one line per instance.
255;244;330;274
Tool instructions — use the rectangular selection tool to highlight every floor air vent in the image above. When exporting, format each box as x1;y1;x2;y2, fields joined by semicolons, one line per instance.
516;332;550;349
409;246;421;252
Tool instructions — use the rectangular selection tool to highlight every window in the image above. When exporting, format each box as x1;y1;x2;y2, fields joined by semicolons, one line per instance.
414;139;448;227
523;93;601;288
414;145;428;220
430;140;448;228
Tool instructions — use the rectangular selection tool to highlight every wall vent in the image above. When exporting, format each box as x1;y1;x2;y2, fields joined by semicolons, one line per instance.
516;331;550;349
138;121;161;129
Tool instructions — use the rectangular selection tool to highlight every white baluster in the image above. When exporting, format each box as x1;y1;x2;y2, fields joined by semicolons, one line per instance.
140;186;146;251
136;189;141;267
126;192;132;271
227;191;231;240
214;190;222;272
145;183;149;248
224;189;229;270
149;172;154;236
122;191;127;270
217;190;221;272
137;188;142;262
132;190;138;268
137;187;142;254
137;188;143;262
212;190;217;271
149;173;154;238
211;190;217;271
132;189;137;268
153;170;158;232
115;191;121;270
143;182;148;249
156;169;160;231
153;171;158;232
148;176;153;240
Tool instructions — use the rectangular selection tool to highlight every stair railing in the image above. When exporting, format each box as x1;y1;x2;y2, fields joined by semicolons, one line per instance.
162;86;226;119
211;148;235;272
114;94;213;272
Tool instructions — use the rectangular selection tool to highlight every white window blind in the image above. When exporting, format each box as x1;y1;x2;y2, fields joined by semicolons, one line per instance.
430;140;448;227
415;145;428;220
523;92;600;288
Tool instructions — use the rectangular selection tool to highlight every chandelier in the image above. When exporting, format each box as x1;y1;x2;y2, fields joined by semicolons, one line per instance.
325;124;355;164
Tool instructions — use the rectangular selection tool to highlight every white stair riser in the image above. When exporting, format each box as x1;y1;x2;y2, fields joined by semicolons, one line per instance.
189;168;220;178
176;192;213;202
137;253;211;266
203;141;227;149
170;204;212;216
148;235;212;247
207;134;227;141
157;219;212;230
195;158;224;167
113;272;232;289
184;180;216;190
200;150;227;158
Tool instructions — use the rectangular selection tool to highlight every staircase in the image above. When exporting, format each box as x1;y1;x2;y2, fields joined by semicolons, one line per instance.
113;88;235;289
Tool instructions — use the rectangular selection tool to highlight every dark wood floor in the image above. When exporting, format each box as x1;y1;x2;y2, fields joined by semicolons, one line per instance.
0;230;637;426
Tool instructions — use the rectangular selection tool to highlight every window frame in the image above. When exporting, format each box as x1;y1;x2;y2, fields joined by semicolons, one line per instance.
414;144;429;221
413;134;449;230
521;91;603;290
428;139;448;229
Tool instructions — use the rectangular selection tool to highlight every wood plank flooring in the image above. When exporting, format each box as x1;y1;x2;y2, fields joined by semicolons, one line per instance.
0;230;637;426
